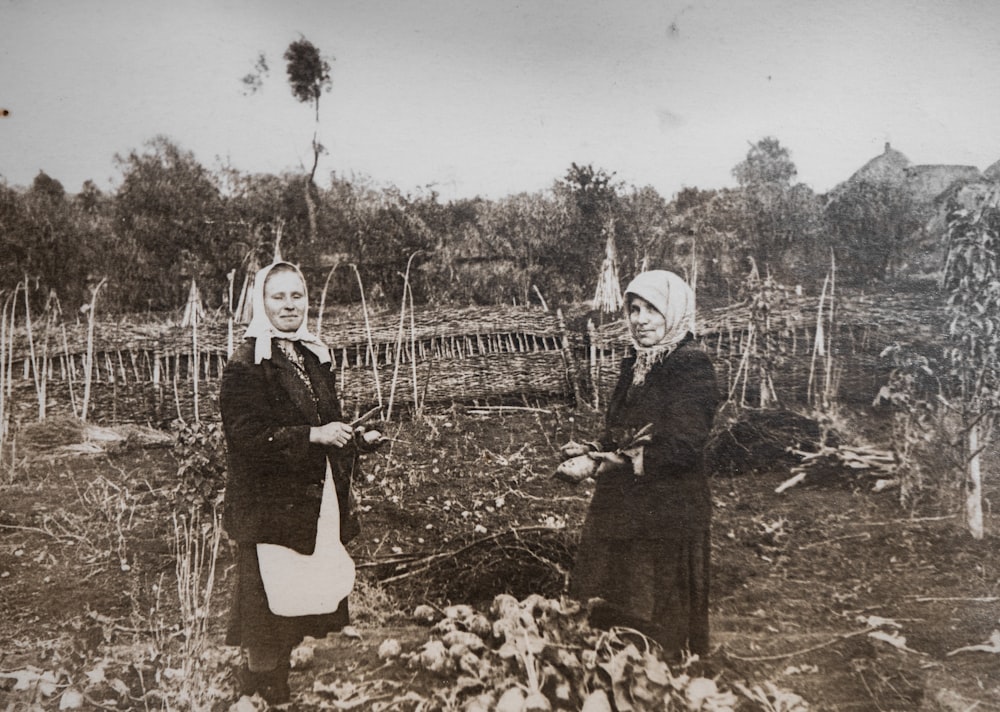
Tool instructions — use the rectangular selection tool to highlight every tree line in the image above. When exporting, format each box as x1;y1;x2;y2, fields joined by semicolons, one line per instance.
0;134;951;314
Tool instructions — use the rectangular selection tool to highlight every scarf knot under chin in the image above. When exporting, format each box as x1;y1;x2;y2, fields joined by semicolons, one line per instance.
631;341;682;386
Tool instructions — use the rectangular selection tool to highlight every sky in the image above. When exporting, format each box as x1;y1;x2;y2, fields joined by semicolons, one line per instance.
3;0;1000;202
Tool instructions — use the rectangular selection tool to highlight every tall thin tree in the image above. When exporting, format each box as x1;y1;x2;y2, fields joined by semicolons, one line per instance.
942;184;1000;539
284;37;333;242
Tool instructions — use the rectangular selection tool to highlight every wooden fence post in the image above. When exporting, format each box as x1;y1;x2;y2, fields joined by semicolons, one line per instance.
587;319;599;410
556;309;582;406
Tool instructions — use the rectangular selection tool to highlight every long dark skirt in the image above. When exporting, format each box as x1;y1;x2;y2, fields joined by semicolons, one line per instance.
226;544;349;651
570;527;710;658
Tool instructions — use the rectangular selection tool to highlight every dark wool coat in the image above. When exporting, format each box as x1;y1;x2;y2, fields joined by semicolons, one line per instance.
220;339;359;554
570;338;719;655
586;338;720;540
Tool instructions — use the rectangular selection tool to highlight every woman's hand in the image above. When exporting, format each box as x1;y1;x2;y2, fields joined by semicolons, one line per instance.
589;450;628;477
559;439;601;459
309;421;355;448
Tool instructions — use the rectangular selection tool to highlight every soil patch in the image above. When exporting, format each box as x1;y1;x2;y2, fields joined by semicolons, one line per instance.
0;406;998;710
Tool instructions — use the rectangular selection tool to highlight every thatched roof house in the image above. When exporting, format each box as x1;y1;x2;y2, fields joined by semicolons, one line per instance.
905;164;982;203
983;158;1000;182
827;142;984;204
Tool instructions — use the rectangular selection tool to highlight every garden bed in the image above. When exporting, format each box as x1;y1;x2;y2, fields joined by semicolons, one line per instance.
0;404;997;710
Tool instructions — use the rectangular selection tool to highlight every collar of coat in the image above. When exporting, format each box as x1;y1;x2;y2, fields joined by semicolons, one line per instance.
265;339;337;426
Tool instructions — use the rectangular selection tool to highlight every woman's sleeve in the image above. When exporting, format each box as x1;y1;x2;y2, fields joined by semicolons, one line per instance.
645;351;719;471
219;357;314;467
598;363;635;451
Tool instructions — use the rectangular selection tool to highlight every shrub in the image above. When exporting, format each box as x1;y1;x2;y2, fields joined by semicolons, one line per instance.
171;420;227;513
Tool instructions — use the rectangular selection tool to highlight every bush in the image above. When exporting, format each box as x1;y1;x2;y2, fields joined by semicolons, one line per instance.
171;420;227;513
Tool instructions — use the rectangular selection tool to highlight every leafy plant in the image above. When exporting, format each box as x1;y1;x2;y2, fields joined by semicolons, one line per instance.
171;420;227;513
311;593;802;711
875;343;945;505
728;269;795;409
941;183;1000;538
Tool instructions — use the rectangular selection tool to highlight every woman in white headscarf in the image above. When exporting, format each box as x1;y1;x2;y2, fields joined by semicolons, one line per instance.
220;262;374;704
567;270;719;658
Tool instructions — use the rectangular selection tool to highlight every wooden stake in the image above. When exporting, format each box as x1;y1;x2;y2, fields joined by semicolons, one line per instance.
117;350;127;384
587;319;599;409
350;263;383;407
81;277;108;422
556;309;581;405
21;279;43;420
387;252;420;421
967;423;984;540
0;292;10;460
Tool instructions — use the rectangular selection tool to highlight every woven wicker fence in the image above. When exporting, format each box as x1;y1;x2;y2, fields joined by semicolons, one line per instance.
585;290;947;410
2;292;947;425
3;304;576;424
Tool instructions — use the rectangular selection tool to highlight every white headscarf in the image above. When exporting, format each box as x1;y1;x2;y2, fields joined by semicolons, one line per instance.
623;270;696;385
242;261;332;365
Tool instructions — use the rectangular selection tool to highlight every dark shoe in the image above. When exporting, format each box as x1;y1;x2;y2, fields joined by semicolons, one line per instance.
236;661;264;698
257;662;291;706
236;661;291;706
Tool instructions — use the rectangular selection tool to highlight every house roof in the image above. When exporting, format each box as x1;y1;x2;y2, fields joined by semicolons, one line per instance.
905;164;982;203
827;143;983;204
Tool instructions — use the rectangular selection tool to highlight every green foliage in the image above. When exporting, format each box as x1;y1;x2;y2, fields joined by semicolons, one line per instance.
942;183;1000;416
552;164;622;300
378;593;793;712
113;137;228;310
824;179;925;283
618;185;670;278
657;187;746;293
875;344;949;505
0;175;96;306
4;131;950;312
282;36;333;237
731;138;823;281
732;136;797;187
241;51;269;95
172;420;227;513
283;37;332;112
31;171;66;200
223;169;313;264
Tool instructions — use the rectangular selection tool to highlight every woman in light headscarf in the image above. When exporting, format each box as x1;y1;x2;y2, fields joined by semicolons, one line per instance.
220;262;376;704
566;270;719;658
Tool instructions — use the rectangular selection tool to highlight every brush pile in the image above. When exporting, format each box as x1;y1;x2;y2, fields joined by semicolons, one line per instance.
379;527;576;606
705;410;828;477
777;443;898;493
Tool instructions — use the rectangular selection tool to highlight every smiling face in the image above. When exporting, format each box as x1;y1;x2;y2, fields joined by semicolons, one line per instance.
627;295;667;347
263;268;307;333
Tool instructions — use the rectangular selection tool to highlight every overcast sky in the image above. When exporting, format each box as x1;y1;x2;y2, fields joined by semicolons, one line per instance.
3;0;1000;201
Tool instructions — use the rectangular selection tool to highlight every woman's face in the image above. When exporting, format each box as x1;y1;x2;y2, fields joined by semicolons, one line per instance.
628;295;667;347
263;269;307;332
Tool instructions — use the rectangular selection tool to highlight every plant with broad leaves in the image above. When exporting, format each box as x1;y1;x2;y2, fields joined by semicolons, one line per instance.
336;593;799;712
941;182;1000;538
875;343;946;505
172;420;227;513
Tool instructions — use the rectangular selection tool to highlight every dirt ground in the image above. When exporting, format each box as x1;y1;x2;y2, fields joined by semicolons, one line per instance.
0;404;998;711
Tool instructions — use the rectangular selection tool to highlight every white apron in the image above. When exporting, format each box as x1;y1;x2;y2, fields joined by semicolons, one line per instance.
256;460;356;617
